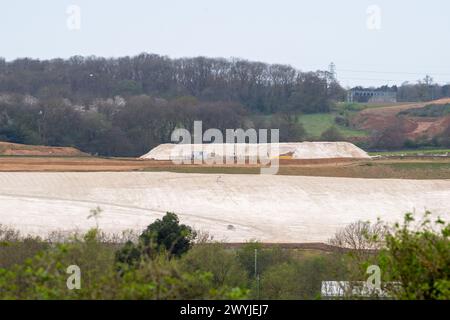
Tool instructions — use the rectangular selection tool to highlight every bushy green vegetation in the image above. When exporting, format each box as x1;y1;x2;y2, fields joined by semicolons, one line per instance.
380;162;450;170
369;148;450;156
336;102;367;112
0;212;448;300
251;114;307;142
115;212;195;267
377;212;450;300
320;126;344;141
399;103;450;117
0;213;345;300
297;113;368;139
326;213;450;299
0;215;248;300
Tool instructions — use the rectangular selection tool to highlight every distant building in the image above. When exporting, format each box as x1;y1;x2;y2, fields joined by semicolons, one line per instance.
347;87;397;103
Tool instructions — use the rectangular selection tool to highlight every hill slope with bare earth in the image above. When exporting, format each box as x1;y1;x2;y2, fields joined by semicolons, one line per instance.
0;141;89;157
352;98;450;139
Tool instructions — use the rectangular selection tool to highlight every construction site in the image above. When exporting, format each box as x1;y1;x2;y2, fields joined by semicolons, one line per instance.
1;140;449;243
140;141;371;162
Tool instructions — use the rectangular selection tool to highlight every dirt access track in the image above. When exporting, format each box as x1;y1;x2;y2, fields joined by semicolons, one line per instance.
1;171;449;243
0;156;363;172
352;98;450;139
1;156;450;180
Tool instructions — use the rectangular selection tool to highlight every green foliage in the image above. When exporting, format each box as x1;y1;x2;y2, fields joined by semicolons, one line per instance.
114;80;143;96
369;148;450;157
330;213;450;300
297;113;368;139
3;212;448;300
399;103;450;117
376;212;450;300
236;242;291;278
260;114;307;142
259;255;342;300
0;229;116;299
320;126;344;141
140;212;195;257
181;243;249;288
116;212;196;267
0;225;48;269
334;114;349;127
0;228;248;300
336;102;368;112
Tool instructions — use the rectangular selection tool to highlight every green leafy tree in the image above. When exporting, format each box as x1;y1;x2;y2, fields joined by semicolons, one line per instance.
377;212;450;300
259;257;332;300
320;126;344;141
139;212;195;257
236;242;291;278
0;228;247;300
116;212;196;266
181;243;248;288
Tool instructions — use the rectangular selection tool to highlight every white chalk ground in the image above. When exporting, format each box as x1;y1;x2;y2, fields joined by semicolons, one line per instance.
0;172;449;243
140;142;371;160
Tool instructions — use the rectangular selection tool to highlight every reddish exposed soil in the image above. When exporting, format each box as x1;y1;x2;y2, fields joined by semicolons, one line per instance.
352;98;450;139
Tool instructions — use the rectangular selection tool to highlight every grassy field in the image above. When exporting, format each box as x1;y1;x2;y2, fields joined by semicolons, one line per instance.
369;149;450;156
1;155;449;179
298;113;369;138
335;101;412;111
253;101;415;139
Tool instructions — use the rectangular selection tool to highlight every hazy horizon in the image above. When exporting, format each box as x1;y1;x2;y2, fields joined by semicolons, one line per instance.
2;0;449;87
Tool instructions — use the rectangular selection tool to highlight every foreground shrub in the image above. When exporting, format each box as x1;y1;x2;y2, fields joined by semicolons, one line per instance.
0;228;248;300
181;243;248;288
377;212;450;300
0;225;48;269
115;212;196;267
236;242;291;278
328;213;449;300
260;258;326;299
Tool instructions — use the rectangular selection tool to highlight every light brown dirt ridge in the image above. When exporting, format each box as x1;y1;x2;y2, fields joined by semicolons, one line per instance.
352;98;450;138
0;141;89;157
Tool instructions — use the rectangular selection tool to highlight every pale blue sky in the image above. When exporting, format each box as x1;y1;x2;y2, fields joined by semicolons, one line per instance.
1;0;449;87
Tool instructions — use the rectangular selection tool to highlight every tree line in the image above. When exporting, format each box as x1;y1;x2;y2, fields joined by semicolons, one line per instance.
352;78;450;103
0;94;306;156
2;54;449;155
0;54;344;114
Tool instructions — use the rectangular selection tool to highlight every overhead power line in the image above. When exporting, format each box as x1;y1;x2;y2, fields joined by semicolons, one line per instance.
338;77;398;82
337;69;450;76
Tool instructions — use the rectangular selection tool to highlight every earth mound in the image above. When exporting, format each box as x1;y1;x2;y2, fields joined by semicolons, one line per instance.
0;141;89;157
140;142;371;161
